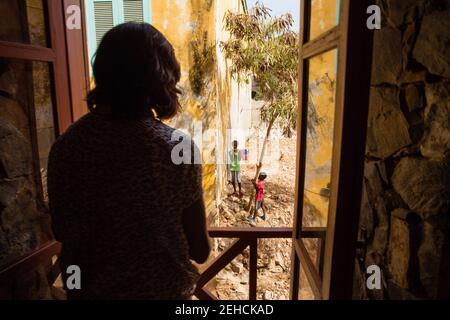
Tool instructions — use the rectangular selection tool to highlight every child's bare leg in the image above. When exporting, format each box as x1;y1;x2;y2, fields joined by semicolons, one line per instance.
231;174;237;194
248;207;258;220
247;208;258;226
261;207;267;221
253;204;261;219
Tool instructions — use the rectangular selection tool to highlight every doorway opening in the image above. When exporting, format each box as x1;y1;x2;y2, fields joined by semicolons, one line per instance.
0;0;374;301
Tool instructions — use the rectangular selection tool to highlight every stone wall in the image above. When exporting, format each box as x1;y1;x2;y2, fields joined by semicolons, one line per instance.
354;0;450;299
0;1;53;299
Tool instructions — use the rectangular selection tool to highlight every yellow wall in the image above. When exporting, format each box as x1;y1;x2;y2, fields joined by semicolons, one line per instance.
310;0;340;39
303;1;340;226
152;0;244;217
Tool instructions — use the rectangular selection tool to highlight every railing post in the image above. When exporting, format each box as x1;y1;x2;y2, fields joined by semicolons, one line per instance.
317;235;326;277
249;238;258;300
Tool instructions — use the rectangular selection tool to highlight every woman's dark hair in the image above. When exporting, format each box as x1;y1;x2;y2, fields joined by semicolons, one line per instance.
87;22;181;119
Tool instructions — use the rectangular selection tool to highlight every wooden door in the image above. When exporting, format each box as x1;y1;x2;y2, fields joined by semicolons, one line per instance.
0;0;74;204
64;0;91;121
290;0;374;300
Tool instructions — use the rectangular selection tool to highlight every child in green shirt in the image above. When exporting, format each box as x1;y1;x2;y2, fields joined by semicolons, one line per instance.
229;140;243;198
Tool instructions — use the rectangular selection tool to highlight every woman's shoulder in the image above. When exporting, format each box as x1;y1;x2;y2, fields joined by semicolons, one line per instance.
51;113;109;150
58;112;101;136
144;118;177;142
144;118;196;152
50;113;94;148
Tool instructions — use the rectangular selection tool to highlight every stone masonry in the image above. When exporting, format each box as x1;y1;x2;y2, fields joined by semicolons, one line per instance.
354;0;450;299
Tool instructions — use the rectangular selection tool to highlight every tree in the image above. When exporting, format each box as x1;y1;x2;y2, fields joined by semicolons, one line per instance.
221;2;299;210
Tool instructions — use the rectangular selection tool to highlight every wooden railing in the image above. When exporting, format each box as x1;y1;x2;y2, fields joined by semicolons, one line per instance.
195;227;326;300
0;227;326;300
0;241;62;299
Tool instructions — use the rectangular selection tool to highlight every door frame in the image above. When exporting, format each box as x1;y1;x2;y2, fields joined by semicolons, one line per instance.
0;1;74;206
290;0;374;300
0;0;90;132
0;1;73;133
63;0;91;121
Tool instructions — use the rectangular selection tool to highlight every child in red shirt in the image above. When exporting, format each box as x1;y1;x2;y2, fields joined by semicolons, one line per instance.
248;172;268;226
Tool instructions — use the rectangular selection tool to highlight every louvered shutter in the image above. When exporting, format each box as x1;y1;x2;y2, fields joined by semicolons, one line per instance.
93;1;114;46
123;0;144;23
85;0;152;69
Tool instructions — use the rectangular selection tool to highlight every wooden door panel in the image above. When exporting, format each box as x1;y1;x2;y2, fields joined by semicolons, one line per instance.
64;0;90;121
291;0;374;300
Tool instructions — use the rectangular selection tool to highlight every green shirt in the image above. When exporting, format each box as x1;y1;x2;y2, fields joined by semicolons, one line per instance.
229;150;242;172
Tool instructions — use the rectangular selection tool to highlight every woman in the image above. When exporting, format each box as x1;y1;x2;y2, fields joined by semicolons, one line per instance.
47;23;210;300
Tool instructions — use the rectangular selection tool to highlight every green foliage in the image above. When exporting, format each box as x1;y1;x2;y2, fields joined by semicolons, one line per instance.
221;1;299;130
189;31;216;96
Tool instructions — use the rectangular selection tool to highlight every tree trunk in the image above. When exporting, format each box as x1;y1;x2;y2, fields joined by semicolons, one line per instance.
246;116;276;212
283;78;297;138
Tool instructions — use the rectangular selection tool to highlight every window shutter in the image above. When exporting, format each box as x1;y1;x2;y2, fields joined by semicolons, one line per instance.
85;0;152;70
93;1;114;47
123;0;144;23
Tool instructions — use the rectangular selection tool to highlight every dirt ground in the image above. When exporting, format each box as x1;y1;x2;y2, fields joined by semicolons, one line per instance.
209;135;316;300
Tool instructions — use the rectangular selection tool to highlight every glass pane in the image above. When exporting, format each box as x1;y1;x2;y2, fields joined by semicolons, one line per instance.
299;261;315;300
32;62;57;202
0;58;56;204
302;49;338;229
0;0;49;47
309;0;340;40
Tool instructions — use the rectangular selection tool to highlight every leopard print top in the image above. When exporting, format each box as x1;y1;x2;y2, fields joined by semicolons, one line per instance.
47;112;203;300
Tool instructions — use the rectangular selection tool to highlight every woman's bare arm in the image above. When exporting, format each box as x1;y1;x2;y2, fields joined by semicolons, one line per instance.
182;197;211;264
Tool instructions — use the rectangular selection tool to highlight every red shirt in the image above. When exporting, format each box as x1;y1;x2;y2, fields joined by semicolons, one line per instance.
256;181;265;201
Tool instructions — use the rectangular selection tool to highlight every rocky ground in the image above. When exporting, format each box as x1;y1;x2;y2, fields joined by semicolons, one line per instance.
208;135;316;300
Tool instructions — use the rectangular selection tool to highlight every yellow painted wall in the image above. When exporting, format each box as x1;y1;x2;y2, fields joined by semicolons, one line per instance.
152;0;245;218
303;1;340;226
310;0;340;39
